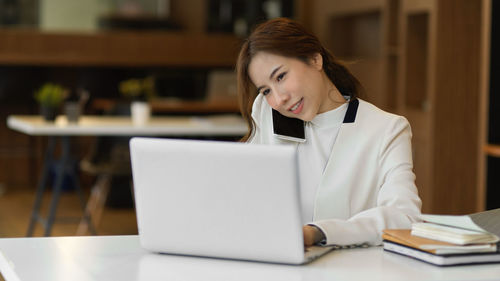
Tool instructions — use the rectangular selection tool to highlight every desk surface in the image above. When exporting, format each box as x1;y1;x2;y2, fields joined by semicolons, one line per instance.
0;235;499;281
7;115;247;136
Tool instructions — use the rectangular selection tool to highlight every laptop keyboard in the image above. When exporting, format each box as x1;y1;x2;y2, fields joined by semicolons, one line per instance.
304;243;369;263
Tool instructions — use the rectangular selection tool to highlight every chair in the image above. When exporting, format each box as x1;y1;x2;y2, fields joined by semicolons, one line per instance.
76;136;132;235
76;102;134;235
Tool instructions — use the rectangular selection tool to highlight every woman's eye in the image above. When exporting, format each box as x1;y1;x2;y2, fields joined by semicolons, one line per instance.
277;72;286;82
262;89;270;96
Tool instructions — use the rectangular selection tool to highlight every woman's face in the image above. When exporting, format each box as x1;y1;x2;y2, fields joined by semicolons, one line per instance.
248;52;337;121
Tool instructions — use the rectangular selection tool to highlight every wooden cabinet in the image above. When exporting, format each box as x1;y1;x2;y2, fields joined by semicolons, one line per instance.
308;0;488;214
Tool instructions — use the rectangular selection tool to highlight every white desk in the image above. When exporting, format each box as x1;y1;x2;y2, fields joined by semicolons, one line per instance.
0;235;499;281
7;115;247;137
6;115;247;236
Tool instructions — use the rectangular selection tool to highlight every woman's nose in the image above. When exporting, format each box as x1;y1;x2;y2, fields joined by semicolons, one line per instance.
272;89;290;107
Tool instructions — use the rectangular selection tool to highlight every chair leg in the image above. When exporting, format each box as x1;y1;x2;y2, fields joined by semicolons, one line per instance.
76;174;111;235
74;176;97;235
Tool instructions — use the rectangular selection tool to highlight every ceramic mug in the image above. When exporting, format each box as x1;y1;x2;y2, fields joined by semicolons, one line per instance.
64;102;81;123
131;101;151;126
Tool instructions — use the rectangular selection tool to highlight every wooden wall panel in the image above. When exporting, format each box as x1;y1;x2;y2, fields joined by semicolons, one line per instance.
0;30;240;67
0;105;44;191
433;0;482;214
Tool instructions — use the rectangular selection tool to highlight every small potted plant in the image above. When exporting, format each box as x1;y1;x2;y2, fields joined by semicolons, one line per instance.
119;77;155;125
119;77;155;102
34;83;68;121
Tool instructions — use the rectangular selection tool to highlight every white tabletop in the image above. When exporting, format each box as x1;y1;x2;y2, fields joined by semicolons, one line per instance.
7;115;247;136
0;235;499;281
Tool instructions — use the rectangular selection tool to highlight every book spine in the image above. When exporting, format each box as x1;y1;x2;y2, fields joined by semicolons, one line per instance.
383;242;444;265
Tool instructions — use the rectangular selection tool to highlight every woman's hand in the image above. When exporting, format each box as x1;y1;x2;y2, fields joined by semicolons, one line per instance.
303;225;325;246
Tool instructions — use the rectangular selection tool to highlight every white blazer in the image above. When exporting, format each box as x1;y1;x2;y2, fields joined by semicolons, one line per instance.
249;95;422;246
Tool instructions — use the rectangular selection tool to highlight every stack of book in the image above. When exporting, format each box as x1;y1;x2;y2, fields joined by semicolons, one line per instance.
383;208;500;266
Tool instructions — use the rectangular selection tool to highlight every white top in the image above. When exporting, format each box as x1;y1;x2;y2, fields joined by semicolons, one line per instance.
0;235;499;281
249;95;422;246
6;115;247;136
297;103;347;223
250;102;347;223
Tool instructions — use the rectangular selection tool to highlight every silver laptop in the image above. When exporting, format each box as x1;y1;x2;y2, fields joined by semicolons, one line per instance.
130;137;334;264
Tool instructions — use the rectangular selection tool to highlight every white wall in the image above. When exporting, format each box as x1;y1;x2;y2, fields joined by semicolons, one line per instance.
39;0;112;31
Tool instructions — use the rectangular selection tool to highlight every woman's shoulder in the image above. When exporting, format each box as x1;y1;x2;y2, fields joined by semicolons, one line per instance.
357;99;408;124
356;99;411;136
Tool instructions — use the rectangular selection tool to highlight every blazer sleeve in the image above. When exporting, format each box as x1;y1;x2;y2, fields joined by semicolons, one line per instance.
248;94;273;144
311;116;422;246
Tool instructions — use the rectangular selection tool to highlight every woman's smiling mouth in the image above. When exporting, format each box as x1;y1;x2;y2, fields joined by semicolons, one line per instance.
289;98;304;114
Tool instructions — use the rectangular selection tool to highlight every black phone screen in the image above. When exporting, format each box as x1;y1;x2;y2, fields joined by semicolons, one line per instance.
272;109;305;142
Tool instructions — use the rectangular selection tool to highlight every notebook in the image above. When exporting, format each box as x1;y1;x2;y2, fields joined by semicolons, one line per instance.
383;229;497;255
129;137;334;264
383;240;500;266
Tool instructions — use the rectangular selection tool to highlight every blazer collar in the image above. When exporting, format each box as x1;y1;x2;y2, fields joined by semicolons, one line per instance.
342;98;359;123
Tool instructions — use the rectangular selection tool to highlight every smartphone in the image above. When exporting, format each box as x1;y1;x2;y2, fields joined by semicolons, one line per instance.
272;109;306;142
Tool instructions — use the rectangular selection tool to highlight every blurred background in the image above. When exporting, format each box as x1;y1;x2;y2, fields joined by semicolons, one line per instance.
0;0;497;237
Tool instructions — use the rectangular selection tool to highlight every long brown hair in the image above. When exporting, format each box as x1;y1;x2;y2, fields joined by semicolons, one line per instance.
236;17;363;141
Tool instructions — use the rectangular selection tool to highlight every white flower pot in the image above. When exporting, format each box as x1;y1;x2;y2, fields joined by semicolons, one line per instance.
131;101;151;126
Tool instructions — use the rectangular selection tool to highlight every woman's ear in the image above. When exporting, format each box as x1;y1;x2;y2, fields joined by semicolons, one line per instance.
310;53;323;71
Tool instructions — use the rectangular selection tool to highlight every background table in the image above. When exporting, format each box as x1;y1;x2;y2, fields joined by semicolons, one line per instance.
7;115;247;137
7;115;247;236
0;235;499;281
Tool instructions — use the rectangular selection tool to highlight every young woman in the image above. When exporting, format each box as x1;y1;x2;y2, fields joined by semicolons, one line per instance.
236;18;422;247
